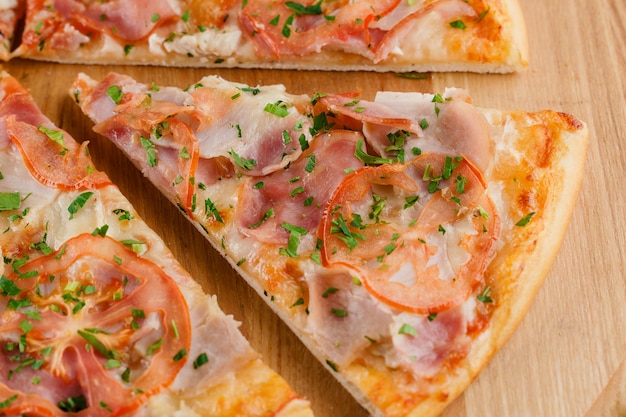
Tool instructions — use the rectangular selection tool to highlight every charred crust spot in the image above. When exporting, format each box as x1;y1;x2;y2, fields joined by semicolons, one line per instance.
535;133;554;169
556;112;585;131
516;189;536;213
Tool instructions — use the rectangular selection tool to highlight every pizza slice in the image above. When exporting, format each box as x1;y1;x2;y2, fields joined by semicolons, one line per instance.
71;72;589;417
7;0;527;73
0;72;313;416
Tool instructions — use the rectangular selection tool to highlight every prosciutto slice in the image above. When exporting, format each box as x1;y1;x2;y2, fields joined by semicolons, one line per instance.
53;0;178;41
238;130;364;244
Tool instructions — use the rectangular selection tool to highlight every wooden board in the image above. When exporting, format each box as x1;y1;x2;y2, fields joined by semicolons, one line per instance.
2;0;625;415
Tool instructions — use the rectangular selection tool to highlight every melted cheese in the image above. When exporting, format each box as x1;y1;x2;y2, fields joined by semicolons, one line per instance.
164;29;243;57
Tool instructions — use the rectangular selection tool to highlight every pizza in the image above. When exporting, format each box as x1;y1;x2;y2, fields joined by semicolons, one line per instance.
0;72;314;416
71;71;589;417
1;0;527;73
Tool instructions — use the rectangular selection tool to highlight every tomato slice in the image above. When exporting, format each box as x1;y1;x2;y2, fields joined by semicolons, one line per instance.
319;153;499;314
0;234;191;416
0;78;111;191
93;93;200;215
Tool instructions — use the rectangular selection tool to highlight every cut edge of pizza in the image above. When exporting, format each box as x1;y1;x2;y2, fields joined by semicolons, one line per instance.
71;72;589;417
0;71;314;417
3;0;527;73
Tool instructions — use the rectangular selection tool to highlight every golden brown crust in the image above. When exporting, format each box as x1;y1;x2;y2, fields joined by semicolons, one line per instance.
148;359;314;417
437;110;588;416
486;110;589;349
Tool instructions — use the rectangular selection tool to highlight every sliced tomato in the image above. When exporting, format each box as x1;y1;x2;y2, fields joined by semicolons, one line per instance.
7;117;111;191
319;163;417;265
0;79;111;191
319;153;499;314
17;0;62;51
0;234;191;416
93;92;201;215
166;119;200;215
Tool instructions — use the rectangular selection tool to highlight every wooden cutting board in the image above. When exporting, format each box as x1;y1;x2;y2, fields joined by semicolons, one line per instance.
3;0;624;415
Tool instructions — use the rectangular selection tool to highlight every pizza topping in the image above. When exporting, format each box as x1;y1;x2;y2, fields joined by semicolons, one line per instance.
54;0;177;42
338;89;494;174
319;153;499;314
305;265;392;367
317;93;420;134
75;73;314;211
240;0;397;58
238;130;364;245
515;211;536;227
0;234;191;416
0;76;110;191
389;303;470;377
240;0;477;62
189;78;314;177
370;0;478;61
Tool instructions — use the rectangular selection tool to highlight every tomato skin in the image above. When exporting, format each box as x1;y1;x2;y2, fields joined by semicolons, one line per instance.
319;154;499;314
0;234;191;416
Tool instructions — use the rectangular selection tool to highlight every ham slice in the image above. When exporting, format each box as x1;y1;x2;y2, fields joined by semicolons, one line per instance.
238;130;364;244
54;0;178;41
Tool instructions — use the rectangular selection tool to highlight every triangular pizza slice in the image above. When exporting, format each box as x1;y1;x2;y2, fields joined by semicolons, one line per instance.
0;72;313;416
72;72;588;417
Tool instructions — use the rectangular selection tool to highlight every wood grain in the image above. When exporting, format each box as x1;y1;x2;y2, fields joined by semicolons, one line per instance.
2;0;624;415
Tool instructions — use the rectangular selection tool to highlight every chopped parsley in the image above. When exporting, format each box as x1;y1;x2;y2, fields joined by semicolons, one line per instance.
305;154;316;173
204;198;224;223
68;192;94;220
449;19;467;30
0;395;18;408
477;286;493;303
173;349;187;361
57;395;87;412
38;126;67;154
330;213;366;250
279;223;308;257
248;208;274;229
515;212;536;227
140;136;157;167
398;323;418;336
264;101;290;117
321;287;339;298
354;139;392;166
106;85;124;104
229;149;257;170
193;352;209;369
330;307;347;317
0;192;20;211
285;0;323;15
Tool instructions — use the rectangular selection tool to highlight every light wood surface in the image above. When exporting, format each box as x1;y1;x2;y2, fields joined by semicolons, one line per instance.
3;0;624;415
